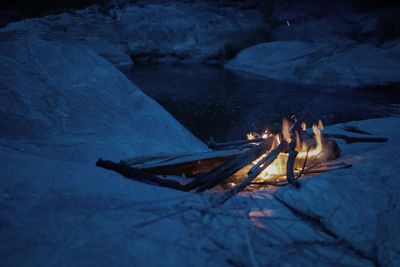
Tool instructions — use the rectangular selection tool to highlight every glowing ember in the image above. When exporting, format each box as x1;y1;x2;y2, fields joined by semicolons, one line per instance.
247;119;325;182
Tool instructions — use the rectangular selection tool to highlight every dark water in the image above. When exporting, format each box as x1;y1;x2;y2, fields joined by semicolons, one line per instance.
121;64;400;142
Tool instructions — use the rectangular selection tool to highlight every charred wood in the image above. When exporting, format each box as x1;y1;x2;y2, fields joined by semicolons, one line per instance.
208;137;266;149
195;139;274;192
322;133;387;144
213;142;285;205
96;158;189;191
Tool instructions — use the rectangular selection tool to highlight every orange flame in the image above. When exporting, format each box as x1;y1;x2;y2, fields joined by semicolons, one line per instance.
246;119;325;182
246;132;256;140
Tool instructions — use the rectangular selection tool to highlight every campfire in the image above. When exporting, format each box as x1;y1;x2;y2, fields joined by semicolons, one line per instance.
96;117;387;205
230;119;333;187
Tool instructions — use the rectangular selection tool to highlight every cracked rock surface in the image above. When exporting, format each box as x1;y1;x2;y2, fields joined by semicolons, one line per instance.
1;145;376;266
0;21;398;267
275;117;400;267
0;30;207;163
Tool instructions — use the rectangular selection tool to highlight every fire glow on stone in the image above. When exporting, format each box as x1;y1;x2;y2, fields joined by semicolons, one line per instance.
247;119;325;182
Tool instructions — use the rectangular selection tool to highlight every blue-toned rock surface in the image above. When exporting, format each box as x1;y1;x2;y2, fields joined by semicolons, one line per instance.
226;39;400;87
0;25;388;267
2;1;266;66
0;30;207;163
226;3;400;87
1;2;399;265
275;117;400;267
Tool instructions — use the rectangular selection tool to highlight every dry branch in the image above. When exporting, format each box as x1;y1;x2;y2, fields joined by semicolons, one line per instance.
213;142;285;205
285;119;302;188
96;140;273;192
123;149;244;176
96;158;189;191
303;162;353;175
322;133;387;144
296;147;310;179
208;137;266;149
195;139;274;192
286;138;301;188
251;162;352;187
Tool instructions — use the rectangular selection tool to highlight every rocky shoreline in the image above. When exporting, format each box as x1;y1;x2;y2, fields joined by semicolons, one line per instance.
0;1;399;266
1;1;267;66
2;1;399;87
225;1;400;87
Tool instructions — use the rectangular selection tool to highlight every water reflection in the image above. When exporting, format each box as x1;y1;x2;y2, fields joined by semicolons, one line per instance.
121;64;400;142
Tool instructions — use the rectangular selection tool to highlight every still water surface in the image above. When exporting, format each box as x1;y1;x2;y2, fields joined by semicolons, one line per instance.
121;64;400;142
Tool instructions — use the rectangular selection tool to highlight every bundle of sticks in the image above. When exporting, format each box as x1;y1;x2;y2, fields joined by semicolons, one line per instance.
96;123;387;205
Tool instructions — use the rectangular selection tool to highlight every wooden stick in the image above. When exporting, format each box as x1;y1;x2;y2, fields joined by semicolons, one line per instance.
124;149;244;176
195;139;273;192
286;138;301;188
213;142;284;205
96;159;188;191
285;119;302;188
96;139;272;192
322;133;387;144
304;162;353;174
208;137;266;149
251;162;353;187
296;147;310;179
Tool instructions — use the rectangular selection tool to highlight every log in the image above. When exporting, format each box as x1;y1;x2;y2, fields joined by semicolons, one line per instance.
96;141;272;192
317;139;341;162
122;149;245;176
213;142;285;205
96;158;188;191
195;138;274;192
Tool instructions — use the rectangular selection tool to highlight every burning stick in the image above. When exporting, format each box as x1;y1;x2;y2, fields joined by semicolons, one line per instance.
97;115;374;195
208;133;387;150
96;139;274;192
296;147;310;179
208;137;266;149
286;141;301;188
213;142;285;205
286;122;301;188
250;162;352;187
195;138;274;192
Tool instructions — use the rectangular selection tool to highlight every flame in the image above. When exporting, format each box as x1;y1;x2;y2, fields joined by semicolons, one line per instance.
262;129;273;139
247;132;256;140
246;119;325;183
318;119;324;130
282;118;292;143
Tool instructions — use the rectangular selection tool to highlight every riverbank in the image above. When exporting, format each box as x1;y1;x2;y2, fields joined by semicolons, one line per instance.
1;1;267;66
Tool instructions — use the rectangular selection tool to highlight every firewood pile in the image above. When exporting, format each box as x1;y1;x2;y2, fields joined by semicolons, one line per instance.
96;118;387;205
